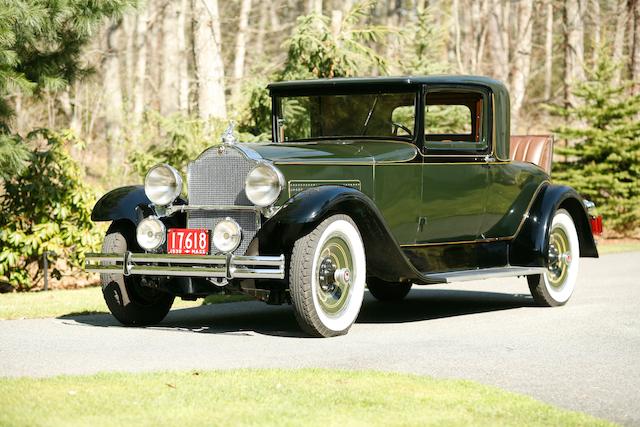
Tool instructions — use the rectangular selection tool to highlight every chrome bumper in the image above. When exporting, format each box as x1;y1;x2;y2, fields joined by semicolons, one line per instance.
85;252;285;280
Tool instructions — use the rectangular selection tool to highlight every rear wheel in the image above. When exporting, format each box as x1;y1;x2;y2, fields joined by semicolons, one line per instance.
290;215;366;337
527;209;580;306
367;278;412;302
101;222;174;326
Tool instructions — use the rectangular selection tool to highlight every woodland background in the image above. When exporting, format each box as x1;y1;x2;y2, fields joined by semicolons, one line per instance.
1;0;639;290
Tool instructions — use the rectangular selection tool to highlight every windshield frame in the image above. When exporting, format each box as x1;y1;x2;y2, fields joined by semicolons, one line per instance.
271;87;420;144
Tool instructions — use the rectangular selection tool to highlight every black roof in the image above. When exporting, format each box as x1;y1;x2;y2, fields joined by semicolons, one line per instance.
267;75;506;93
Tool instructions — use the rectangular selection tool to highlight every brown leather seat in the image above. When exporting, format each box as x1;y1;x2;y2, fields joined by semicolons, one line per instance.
510;135;553;174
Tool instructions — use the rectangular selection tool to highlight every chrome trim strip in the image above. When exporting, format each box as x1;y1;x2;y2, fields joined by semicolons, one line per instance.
166;204;259;214
85;253;285;280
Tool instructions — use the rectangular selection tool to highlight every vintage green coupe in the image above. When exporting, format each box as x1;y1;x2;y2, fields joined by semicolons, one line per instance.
86;76;601;337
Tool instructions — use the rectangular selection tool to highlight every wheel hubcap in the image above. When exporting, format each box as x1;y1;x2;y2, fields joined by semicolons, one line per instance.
315;234;354;315
547;225;571;287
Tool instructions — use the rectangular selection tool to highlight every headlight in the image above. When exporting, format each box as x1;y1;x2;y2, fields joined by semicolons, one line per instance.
213;218;242;253
144;164;182;206
136;217;166;251
245;163;284;207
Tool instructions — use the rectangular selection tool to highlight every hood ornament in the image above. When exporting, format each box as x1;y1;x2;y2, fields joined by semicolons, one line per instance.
221;121;237;146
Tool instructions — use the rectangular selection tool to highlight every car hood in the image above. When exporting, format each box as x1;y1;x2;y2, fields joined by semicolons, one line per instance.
239;141;418;164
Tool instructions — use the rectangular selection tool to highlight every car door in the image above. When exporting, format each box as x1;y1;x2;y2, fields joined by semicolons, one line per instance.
416;86;491;244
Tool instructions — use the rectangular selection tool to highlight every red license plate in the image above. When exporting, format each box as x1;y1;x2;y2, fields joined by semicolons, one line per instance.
167;229;210;255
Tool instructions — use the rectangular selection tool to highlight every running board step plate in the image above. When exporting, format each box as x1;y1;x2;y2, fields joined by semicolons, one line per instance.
426;266;547;283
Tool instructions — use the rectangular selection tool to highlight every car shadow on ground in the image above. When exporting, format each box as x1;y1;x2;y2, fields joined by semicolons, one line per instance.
61;288;536;337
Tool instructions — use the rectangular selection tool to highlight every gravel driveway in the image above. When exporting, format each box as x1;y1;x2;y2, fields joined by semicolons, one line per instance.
1;252;638;425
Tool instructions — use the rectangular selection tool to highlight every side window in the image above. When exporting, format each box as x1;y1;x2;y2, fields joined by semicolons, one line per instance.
424;90;488;152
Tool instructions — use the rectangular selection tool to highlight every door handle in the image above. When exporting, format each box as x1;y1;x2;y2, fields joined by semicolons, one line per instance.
417;216;427;233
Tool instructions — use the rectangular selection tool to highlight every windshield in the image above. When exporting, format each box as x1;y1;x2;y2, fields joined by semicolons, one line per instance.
275;92;417;142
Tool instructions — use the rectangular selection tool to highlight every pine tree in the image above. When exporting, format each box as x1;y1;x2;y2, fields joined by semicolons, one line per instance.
0;0;134;179
550;56;640;234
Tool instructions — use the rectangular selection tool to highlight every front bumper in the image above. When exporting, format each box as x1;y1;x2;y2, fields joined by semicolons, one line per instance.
85;252;285;280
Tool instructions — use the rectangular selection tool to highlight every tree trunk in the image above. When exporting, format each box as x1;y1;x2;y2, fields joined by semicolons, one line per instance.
255;0;268;57
192;0;227;120
488;0;510;84
232;0;252;103
564;0;586;108
160;1;182;115
452;0;464;72
631;0;640;94
178;0;190;112
611;0;628;85
511;0;533;131
308;0;322;15
544;0;553;100
591;0;601;65
133;6;148;126
123;14;136;103
103;22;124;172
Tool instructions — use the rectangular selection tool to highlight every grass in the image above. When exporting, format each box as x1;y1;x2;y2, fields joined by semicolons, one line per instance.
0;286;252;320
0;369;612;427
597;239;640;254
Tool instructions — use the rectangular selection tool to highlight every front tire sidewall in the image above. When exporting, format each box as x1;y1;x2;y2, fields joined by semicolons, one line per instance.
290;215;366;337
310;218;366;332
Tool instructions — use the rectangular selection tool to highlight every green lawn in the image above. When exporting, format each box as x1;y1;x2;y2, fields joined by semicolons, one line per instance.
0;369;612;427
597;240;640;254
0;286;251;320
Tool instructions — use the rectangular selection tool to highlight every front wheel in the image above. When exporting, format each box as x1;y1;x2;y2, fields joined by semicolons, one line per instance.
290;215;366;337
101;223;174;326
528;209;580;306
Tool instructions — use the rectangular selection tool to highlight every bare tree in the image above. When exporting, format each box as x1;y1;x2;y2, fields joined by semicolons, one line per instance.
133;6;148;126
232;0;253;103
103;22;124;171
193;0;227;120
564;0;586;107
178;0;190;112
631;0;640;94
611;0;628;85
308;0;323;15
488;0;510;84
543;0;553;100
255;0;268;56
511;0;533;131
160;1;183;114
590;0;601;64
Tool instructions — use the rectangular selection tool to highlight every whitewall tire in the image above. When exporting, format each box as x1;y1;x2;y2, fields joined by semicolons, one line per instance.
528;209;580;306
290;214;366;337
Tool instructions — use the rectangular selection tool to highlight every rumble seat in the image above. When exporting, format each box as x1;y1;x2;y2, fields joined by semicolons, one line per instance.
509;135;553;174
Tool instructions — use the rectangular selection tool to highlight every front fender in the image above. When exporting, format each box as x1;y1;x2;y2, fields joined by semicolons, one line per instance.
510;184;599;267
91;185;151;225
256;185;441;284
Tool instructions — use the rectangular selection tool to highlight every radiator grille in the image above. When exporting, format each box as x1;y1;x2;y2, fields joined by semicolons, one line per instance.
186;146;258;255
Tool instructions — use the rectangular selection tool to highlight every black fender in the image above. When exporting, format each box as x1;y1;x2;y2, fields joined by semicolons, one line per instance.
92;185;151;225
92;185;187;229
510;183;599;267
256;185;443;284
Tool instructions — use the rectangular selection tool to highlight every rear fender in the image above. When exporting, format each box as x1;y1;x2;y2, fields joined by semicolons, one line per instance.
256;186;439;283
510;184;599;267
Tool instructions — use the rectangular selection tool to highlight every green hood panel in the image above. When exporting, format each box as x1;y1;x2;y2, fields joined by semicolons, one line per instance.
240;141;417;164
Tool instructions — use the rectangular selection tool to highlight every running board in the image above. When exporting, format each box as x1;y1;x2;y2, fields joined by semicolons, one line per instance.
426;266;547;283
